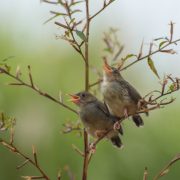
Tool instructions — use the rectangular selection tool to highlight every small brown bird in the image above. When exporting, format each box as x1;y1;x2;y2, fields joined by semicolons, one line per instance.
101;60;147;127
69;91;123;148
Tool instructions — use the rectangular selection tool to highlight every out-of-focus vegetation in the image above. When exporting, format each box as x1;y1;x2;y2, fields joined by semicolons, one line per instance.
1;1;180;180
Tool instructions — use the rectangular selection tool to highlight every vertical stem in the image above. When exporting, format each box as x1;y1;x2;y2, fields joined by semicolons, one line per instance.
82;0;90;180
85;0;90;91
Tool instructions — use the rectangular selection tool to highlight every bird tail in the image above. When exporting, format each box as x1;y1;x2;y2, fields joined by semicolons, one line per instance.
110;136;123;148
132;114;144;127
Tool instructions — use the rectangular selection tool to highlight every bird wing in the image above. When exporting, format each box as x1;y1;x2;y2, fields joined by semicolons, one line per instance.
95;101;110;117
117;79;149;116
117;79;142;103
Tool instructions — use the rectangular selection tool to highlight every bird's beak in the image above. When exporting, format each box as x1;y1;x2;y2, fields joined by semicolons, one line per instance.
103;59;113;74
68;94;80;104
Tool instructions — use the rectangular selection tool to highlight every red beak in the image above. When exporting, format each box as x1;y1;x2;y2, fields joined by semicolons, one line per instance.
103;59;113;74
68;94;80;104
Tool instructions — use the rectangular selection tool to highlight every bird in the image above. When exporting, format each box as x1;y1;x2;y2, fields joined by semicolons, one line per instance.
69;91;123;148
101;60;148;127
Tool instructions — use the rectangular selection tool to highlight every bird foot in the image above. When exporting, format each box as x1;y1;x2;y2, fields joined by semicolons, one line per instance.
89;143;96;154
124;108;129;119
113;121;121;130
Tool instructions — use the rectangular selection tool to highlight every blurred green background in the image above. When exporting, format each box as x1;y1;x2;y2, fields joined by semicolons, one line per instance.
0;0;180;180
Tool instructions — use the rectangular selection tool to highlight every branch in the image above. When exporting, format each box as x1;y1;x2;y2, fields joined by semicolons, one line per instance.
120;38;180;71
89;36;180;88
89;0;116;21
0;66;77;115
0;139;49;180
86;76;180;151
153;154;180;180
82;1;90;180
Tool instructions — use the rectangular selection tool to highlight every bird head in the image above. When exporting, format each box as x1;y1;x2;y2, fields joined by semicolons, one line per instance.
103;59;121;81
69;91;97;107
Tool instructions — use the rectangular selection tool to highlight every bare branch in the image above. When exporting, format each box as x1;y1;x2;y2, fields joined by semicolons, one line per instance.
89;0;116;21
0;67;77;114
0;139;49;180
153;154;180;180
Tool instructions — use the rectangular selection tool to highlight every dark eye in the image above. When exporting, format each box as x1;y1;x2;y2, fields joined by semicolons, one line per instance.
81;93;86;98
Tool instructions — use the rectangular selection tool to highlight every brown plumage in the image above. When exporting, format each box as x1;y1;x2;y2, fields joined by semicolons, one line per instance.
69;91;123;148
101;60;148;127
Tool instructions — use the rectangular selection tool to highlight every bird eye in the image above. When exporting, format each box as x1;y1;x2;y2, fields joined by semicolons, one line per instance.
81;93;86;98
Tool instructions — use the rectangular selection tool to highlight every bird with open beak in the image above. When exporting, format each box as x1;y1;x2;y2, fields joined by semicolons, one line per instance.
102;60;148;127
69;91;123;148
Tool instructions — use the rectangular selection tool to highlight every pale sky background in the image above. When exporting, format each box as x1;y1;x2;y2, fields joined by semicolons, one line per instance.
0;0;180;76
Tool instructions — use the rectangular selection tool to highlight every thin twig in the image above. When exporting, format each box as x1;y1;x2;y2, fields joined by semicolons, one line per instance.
0;139;49;180
89;0;116;21
153;154;180;180
0;67;77;114
120;38;180;71
89;38;180;88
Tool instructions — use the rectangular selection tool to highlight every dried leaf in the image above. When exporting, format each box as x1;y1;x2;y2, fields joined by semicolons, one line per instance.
147;57;160;79
160;49;176;54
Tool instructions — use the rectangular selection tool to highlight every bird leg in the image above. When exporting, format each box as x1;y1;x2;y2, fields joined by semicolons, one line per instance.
89;142;96;154
94;130;107;138
124;108;129;119
113;121;121;130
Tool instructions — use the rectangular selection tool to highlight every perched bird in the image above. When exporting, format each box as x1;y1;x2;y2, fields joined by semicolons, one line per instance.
101;60;147;127
69;91;123;148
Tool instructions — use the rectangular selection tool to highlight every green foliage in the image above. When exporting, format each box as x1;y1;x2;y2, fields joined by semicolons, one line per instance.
147;57;160;79
0;113;16;131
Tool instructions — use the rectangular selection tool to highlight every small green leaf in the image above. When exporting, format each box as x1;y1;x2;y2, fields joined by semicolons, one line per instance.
169;84;175;92
71;10;82;15
159;41;168;48
0;113;16;131
43;12;67;25
76;30;87;42
122;54;136;61
70;0;84;7
147;57;160;79
104;48;113;53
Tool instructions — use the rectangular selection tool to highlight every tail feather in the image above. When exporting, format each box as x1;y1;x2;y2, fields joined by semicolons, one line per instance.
110;136;123;148
132;115;144;127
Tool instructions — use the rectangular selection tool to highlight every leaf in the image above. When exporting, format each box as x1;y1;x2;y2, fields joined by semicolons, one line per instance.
160;49;176;54
147;57;160;79
169;84;175;92
0;113;16;131
71;9;82;15
159;41;168;48
44;12;67;25
70;0;84;7
122;54;136;61
75;30;87;42
104;48;113;53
